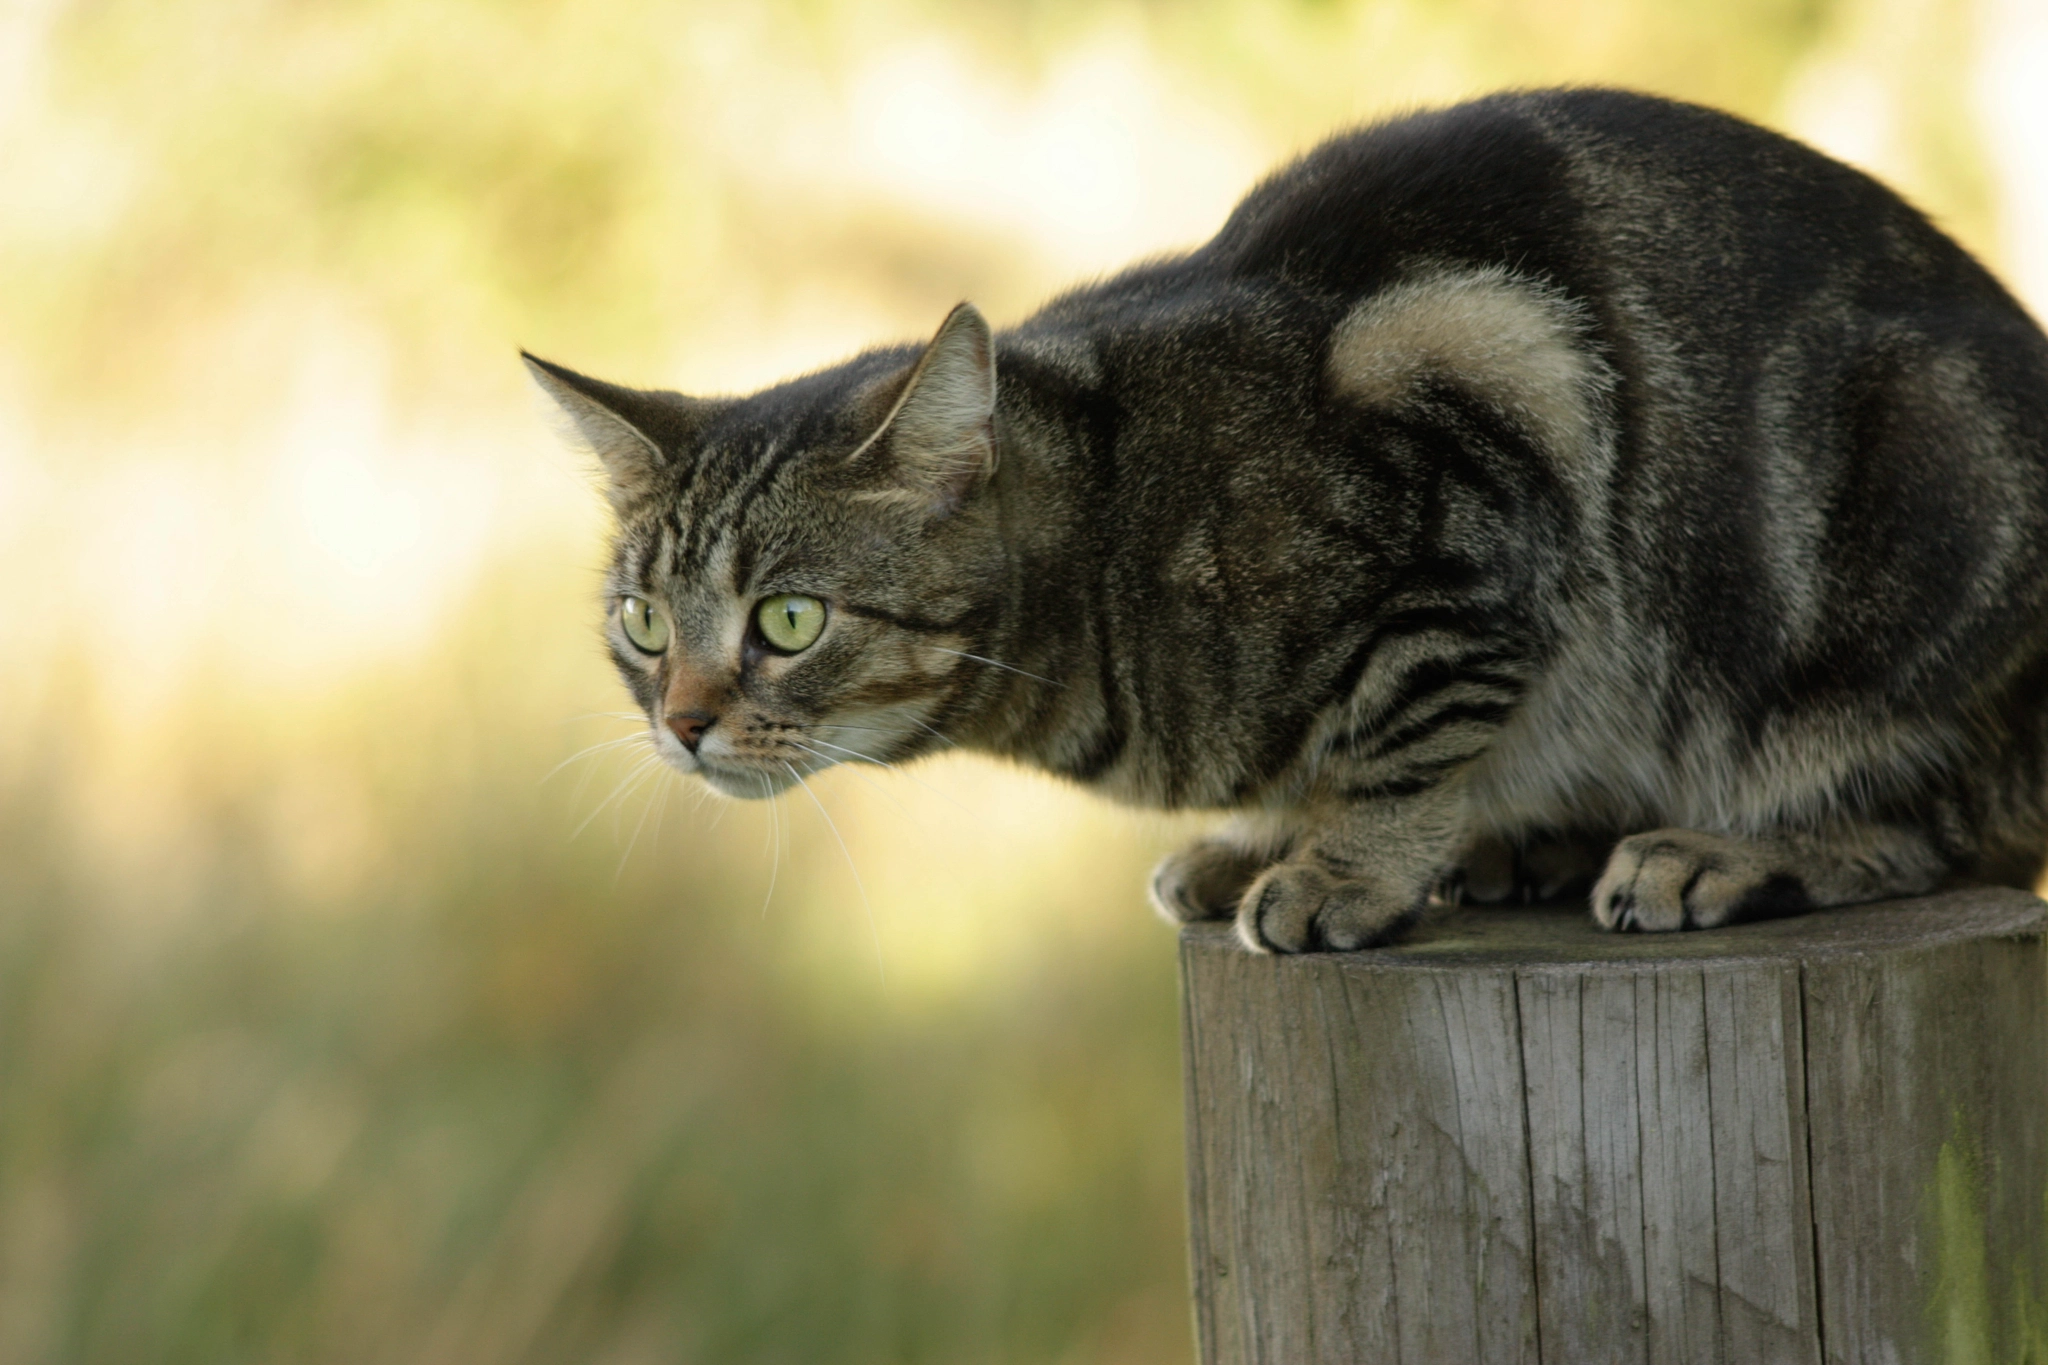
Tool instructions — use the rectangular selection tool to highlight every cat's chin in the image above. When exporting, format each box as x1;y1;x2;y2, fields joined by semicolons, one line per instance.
695;763;797;800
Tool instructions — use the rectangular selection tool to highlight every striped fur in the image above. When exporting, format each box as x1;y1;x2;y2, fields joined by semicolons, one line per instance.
530;89;2048;952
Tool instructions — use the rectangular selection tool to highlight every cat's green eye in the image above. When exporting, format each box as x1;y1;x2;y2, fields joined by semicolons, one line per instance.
756;594;826;653
619;595;669;654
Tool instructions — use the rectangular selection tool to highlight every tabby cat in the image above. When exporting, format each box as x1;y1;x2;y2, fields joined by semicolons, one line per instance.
527;88;2048;953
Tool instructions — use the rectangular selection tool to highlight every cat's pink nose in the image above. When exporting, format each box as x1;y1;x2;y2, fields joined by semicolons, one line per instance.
666;711;715;754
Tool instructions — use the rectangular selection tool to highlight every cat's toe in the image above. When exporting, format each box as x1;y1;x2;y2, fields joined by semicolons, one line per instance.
1455;837;1518;904
1236;863;1421;953
1453;834;1606;906
1149;840;1264;924
1522;837;1606;901
1591;829;1796;932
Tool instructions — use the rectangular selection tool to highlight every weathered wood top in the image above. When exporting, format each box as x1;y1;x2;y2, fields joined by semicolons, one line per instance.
1180;885;2047;970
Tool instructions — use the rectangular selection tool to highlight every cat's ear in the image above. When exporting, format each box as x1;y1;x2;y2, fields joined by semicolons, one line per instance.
522;353;708;508
849;303;997;516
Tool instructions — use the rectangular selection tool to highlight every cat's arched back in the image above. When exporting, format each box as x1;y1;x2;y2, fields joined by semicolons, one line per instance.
532;89;2048;951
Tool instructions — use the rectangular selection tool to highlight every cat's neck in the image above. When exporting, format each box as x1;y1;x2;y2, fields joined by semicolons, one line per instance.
945;345;1126;785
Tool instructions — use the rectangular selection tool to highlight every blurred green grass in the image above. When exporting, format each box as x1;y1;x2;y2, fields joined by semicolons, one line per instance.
0;544;1195;1363
0;0;2029;1360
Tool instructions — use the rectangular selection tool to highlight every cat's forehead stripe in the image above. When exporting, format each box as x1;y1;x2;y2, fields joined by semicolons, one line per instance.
672;440;760;570
707;525;743;594
627;530;659;592
664;433;828;595
704;436;810;576
658;522;684;587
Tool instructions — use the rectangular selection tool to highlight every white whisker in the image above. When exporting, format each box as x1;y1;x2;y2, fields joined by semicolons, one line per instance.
790;740;926;826
812;731;977;815
565;731;661;808
542;732;651;785
653;764;676;839
615;761;674;882
784;760;885;982
803;737;888;766
928;647;1064;688
918;726;958;747
572;751;664;840
760;786;785;923
823;719;960;755
903;715;960;748
788;741;963;866
575;753;656;837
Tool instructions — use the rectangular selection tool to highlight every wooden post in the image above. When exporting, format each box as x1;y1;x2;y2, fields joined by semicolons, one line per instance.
1179;887;2048;1365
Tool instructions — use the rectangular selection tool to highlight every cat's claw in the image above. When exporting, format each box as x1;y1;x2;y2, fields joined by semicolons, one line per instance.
1235;862;1421;954
1590;828;1811;933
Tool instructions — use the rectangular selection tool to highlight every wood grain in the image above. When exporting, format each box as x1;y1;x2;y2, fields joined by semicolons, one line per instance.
1179;888;2048;1365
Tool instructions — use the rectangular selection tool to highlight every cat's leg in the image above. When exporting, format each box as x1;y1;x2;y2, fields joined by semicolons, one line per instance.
1591;822;1950;932
1236;781;1466;953
1449;831;1607;905
1150;815;1296;923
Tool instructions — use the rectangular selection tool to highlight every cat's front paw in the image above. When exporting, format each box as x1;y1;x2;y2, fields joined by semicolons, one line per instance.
1235;861;1423;953
1150;838;1271;923
1592;828;1811;932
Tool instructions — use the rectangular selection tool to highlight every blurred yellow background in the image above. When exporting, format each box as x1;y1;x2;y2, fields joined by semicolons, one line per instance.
2;0;2043;1360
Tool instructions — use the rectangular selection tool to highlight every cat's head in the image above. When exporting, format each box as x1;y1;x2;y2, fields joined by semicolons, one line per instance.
527;305;1011;798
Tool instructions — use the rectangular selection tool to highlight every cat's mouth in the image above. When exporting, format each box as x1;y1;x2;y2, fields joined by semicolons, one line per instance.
659;711;930;799
642;715;819;799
